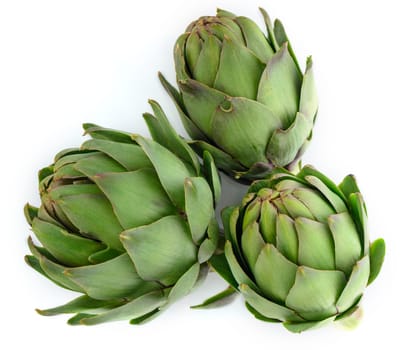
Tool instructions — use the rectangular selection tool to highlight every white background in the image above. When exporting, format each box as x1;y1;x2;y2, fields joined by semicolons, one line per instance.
0;0;418;348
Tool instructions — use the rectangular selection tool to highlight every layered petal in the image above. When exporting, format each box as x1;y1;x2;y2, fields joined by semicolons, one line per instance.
121;215;197;286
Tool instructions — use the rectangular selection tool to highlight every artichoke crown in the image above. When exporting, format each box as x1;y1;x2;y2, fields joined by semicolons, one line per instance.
160;8;318;181
24;101;221;325
214;166;385;332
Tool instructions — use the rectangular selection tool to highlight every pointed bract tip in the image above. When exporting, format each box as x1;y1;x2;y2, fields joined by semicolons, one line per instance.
278;40;289;53
148;98;159;106
238;283;248;291
130;133;142;142
258;7;267;14
24;203;36;225
142;112;156;121
305;56;313;71
24;254;33;266
79;318;90;326
147;99;162;110
300;164;316;172
119;232;130;241
82;123;98;135
346;174;356;181
35;308;50;316
158;71;167;82
259;7;271;21
216;8;235;18
184;177;193;187
297;266;306;275
63;269;72;277
27;235;35;246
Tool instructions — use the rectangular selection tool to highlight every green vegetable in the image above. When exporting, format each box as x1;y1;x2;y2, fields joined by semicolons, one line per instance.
210;165;385;332
24;101;220;325
160;8;318;182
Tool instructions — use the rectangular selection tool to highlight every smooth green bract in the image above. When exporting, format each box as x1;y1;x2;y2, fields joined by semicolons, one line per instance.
160;8;318;182
210;166;385;332
24;101;220;325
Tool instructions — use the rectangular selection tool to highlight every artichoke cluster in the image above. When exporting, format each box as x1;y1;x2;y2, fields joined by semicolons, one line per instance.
24;8;385;332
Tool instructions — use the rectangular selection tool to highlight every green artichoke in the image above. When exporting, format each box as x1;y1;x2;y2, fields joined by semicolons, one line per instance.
24;101;221;325
160;8;317;182
210;166;385;332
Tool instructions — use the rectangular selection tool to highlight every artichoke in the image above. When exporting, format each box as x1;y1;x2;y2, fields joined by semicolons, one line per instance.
24;101;221;325
160;8;317;182
210;166;385;332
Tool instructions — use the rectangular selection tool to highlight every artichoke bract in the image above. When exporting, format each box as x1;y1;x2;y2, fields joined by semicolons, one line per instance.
211;166;385;332
24;101;221;325
160;8;318;182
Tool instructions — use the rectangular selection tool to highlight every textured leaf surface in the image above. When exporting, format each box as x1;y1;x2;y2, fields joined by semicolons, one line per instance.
241;222;265;272
214;37;265;99
81;138;151;171
27;238;84;292
259;200;277;244
78;290;167;325
121;215;197;286
235;16;273;63
295;217;335;270
336;255;370;312
368;238;385;285
167;263;200;304
190;140;245;176
184;177;214;244
136;136;193;210
338;174;360;200
57;193;124;251
257;42;301;128
266;112;313;167
348;193;369;254
209;253;238;289
328;212;362;275
65;254;159;300
193;35;221;86
202;151;221;205
93;169;175;229
292;188;335;221
254;244;297;302
31;218;104;267
211;97;278;167
37;295;122;316
225;241;257;289
304;175;347;213
159;73;208;141
145;99;200;174
276;213;298;263
240;284;303;322
298;57;317;119
179;79;226;137
285;266;346;321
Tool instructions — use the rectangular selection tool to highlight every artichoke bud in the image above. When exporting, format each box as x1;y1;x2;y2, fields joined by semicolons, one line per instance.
24;101;221;325
162;8;318;182
215;166;385;332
